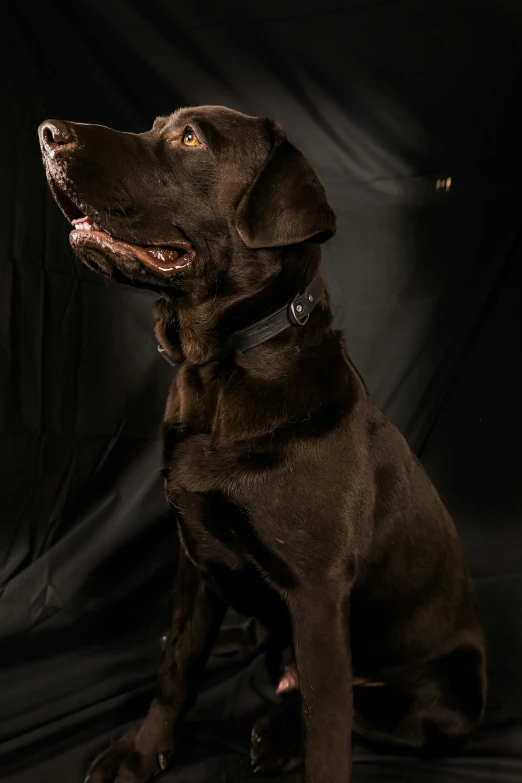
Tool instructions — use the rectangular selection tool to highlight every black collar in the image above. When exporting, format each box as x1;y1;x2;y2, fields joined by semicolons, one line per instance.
158;273;325;367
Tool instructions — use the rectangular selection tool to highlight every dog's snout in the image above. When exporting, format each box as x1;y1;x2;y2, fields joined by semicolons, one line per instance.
39;120;76;156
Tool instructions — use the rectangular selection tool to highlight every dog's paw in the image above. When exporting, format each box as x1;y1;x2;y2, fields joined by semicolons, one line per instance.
84;727;173;783
250;693;303;776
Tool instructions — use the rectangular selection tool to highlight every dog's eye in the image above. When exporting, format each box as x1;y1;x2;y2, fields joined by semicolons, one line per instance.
182;129;200;147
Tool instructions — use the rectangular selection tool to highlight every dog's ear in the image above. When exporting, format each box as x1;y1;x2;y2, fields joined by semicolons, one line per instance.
236;121;336;249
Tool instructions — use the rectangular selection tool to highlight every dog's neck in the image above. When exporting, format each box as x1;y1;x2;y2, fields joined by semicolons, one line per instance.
154;243;328;367
155;243;360;441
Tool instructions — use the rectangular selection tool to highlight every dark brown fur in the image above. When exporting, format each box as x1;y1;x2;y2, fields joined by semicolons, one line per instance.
38;106;486;783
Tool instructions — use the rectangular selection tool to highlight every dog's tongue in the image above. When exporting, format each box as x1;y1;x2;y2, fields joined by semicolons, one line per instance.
70;220;194;275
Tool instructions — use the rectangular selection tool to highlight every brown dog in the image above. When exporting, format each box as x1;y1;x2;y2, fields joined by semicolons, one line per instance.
38;106;486;783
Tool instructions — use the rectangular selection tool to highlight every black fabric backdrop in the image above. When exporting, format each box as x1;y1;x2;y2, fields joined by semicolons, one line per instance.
1;1;521;781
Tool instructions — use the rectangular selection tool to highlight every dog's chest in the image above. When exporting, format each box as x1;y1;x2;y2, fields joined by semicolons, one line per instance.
164;370;290;571
162;371;271;565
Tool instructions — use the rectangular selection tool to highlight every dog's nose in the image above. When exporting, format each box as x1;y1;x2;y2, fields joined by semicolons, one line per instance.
38;120;76;156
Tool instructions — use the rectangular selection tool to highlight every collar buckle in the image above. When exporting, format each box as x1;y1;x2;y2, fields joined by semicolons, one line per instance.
289;294;310;326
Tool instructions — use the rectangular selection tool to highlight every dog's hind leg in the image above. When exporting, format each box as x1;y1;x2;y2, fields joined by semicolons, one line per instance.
251;689;304;775
353;645;486;752
162;615;268;655
212;616;271;655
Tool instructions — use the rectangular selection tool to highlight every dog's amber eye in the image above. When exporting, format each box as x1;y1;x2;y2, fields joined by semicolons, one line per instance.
182;129;200;147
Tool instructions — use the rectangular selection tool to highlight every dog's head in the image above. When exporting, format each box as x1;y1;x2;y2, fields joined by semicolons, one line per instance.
38;106;335;296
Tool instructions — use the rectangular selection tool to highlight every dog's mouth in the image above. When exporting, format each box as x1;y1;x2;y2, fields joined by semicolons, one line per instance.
70;217;195;276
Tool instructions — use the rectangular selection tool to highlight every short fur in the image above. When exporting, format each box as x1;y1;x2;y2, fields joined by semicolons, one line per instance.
39;106;486;783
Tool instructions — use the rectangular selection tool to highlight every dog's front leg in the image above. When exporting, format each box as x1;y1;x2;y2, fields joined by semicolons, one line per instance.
288;584;353;783
85;547;225;783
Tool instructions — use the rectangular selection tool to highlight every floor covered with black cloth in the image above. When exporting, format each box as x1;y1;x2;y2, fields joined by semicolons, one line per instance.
1;1;521;781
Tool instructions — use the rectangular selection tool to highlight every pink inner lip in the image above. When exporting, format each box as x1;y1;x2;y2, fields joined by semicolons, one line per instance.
70;217;194;275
